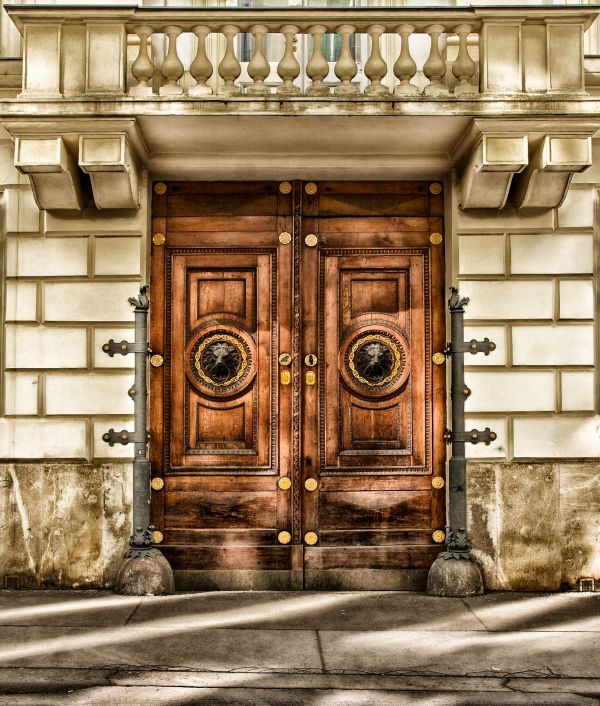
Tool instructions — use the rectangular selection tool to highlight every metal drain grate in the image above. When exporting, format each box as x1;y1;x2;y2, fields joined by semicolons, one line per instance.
578;578;596;592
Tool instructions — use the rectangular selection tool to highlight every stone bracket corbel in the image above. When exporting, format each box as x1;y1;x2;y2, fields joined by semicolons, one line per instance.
79;133;140;209
459;134;528;209
14;135;84;210
512;135;592;208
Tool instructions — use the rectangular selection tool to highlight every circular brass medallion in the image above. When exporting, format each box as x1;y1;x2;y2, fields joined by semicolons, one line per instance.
304;478;318;492
153;233;166;246
304;531;318;545
432;476;445;489
429;182;442;195
432;530;446;543
429;232;443;245
278;530;292;544
279;181;292;194
150;354;164;368
154;182;167;195
304;234;318;247
279;352;292;366
151;477;164;491
305;182;317;195
432;352;446;366
185;325;256;397
339;325;410;398
279;231;291;245
152;530;164;544
278;477;292;491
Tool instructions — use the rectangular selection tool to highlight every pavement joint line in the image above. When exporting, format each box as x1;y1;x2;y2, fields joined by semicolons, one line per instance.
315;630;327;674
123;598;144;625
460;597;490;631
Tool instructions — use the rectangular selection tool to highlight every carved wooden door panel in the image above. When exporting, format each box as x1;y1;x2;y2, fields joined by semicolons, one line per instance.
151;183;300;589
301;182;446;590
151;181;445;590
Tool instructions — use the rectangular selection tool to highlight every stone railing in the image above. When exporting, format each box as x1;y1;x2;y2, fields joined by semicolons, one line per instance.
7;5;598;100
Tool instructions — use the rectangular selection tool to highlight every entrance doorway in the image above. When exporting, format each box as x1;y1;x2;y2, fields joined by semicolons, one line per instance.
150;181;446;590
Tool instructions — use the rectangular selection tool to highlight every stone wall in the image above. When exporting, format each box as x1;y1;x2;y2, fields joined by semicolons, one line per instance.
0;135;143;587
457;145;599;590
0;462;131;588
0;127;598;590
468;461;600;591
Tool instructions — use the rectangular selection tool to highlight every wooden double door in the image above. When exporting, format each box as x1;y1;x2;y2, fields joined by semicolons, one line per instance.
151;181;446;590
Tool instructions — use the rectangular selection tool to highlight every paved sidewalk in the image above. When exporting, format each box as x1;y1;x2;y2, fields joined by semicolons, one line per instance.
0;590;599;705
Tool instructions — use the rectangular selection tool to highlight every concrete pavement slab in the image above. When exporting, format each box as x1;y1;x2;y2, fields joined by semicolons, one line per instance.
0;625;322;671
318;628;600;678
0;590;140;627
466;592;600;632
129;591;481;631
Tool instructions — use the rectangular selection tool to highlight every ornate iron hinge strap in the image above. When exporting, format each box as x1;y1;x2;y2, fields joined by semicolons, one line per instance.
102;339;149;357
102;429;150;446
441;287;497;561
101;285;162;559
445;428;497;446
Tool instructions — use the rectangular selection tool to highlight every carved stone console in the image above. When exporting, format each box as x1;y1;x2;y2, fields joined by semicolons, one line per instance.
79;133;140;209
513;135;592;208
14;136;84;210
459;134;528;209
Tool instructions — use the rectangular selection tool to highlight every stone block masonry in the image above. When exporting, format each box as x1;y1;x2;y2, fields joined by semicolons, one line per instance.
1;144;147;464
0;146;145;587
457;179;598;463
456;168;599;591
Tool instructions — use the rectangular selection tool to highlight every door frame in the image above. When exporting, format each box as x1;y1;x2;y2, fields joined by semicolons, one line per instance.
149;179;448;590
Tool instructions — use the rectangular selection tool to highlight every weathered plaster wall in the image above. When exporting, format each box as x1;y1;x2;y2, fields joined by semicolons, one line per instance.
468;461;600;591
0;462;131;588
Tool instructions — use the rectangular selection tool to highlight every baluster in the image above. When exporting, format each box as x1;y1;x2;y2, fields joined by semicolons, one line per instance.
334;24;358;95
159;25;184;96
364;24;388;96
129;25;155;97
423;24;449;96
189;25;213;96
452;24;477;95
306;24;330;96
218;25;242;96
277;24;301;95
393;24;418;95
247;24;270;96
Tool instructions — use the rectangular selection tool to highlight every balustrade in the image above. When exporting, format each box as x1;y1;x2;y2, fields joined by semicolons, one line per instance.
9;6;596;100
128;21;479;98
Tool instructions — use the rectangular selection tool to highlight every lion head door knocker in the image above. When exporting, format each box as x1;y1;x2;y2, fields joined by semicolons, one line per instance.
185;325;256;397
339;325;410;397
